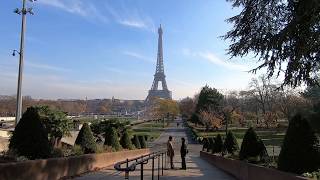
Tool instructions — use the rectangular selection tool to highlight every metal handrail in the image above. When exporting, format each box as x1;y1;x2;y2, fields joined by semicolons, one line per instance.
114;150;167;180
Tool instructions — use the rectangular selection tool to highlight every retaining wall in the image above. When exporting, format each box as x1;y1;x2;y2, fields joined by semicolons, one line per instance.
200;151;308;180
0;148;150;180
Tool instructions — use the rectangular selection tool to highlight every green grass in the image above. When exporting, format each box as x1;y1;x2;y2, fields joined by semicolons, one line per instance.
131;122;165;141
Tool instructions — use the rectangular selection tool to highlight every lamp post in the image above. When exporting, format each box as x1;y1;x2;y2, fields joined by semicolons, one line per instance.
14;0;36;125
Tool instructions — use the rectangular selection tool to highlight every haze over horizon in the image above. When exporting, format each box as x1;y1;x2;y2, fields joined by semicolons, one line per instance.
0;0;260;100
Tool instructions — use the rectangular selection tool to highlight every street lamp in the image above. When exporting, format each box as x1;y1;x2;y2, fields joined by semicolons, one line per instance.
14;0;36;125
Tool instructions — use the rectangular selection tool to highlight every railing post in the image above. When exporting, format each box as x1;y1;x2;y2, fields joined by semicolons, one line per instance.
152;156;155;180
140;163;144;180
126;158;129;168
161;153;164;176
158;155;160;180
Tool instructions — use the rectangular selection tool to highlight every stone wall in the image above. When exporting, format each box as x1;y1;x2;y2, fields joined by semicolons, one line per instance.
0;148;150;180
200;151;308;180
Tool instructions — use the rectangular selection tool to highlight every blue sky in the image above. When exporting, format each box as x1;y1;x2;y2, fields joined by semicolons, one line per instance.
0;0;259;100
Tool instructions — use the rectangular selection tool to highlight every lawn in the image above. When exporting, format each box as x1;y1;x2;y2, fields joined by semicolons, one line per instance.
131;122;165;142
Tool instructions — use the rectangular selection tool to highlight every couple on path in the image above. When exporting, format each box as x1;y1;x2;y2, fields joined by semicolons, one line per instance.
167;136;188;170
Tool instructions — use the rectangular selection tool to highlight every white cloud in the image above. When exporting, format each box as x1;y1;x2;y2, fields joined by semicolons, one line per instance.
123;51;154;63
105;3;155;32
38;0;108;23
182;48;248;71
26;62;71;72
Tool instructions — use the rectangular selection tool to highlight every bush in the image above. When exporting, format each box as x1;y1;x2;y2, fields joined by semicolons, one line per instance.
138;136;147;148
239;127;268;161
71;145;84;156
75;123;97;154
120;129;134;150
51;148;64;158
208;137;215;152
224;131;239;155
132;135;141;149
104;127;121;151
278;114;320;174
9;107;51;160
144;135;150;141
213;134;223;153
202;138;209;151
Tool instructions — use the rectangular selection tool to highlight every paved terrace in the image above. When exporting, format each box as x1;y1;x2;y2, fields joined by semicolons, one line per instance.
70;120;235;180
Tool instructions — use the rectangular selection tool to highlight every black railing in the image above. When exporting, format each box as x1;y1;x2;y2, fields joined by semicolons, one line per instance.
114;151;167;180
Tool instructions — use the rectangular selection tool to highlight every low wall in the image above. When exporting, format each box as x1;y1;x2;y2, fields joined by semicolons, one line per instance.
0;148;150;180
200;151;308;180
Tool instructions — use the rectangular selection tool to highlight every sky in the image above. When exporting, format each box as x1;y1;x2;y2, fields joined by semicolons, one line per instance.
0;0;260;100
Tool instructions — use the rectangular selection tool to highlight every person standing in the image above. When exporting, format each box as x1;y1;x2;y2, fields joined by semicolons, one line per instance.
180;137;188;170
167;136;175;169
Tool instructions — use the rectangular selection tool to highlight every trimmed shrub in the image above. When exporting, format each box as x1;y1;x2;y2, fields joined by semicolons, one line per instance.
202;138;209;151
120;129;134;150
208;137;215;152
224;131;239;155
104;127;121;151
144;135;150;142
138;135;147;148
9;107;51;160
213;134;223;153
278;114;320;174
132;135;141;149
75;123;97;154
239;127;268;161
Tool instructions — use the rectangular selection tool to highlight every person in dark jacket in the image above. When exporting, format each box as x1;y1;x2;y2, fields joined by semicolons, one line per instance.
180;137;188;170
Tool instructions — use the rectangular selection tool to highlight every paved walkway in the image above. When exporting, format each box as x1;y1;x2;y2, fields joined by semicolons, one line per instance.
71;119;235;180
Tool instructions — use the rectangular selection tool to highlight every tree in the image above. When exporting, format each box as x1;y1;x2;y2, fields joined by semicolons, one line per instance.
37;106;71;148
199;110;222;130
225;0;320;87
278;114;320;174
208;137;215;153
104;127;121;151
179;97;196;119
149;98;180;120
138;135;147;149
213;134;223;153
132;135;141;149
302;83;320;104
224;131;239;155
9;107;51;159
239;127;268;161
196;85;224;113
120;129;134;150
75;123;97;154
195;85;224;127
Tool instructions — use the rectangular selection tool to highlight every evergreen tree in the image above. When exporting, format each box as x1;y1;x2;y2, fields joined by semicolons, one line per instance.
104;127;121;151
132;135;141;149
239;127;267;161
225;0;320;87
75;123;97;154
208;137;215;152
213;134;223;153
9;107;51;159
202;138;209;151
120;129;134;150
138;135;147;148
224;131;239;155
196;85;224;113
278;114;320;174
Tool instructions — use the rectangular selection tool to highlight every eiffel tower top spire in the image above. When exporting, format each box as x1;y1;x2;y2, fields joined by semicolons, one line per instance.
155;24;164;75
146;24;172;102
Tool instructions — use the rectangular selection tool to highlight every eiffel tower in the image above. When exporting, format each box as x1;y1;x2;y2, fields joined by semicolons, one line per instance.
146;25;172;102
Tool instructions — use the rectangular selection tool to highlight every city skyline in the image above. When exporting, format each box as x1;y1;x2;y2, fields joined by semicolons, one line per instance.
0;0;260;100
